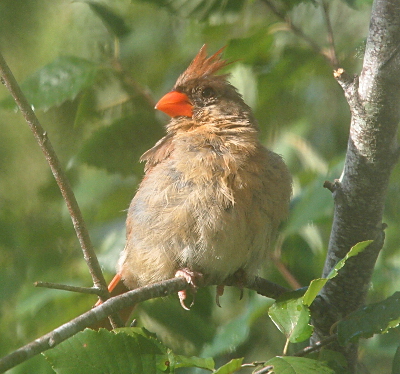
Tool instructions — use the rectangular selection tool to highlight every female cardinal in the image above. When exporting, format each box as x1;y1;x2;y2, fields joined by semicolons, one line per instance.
109;45;291;310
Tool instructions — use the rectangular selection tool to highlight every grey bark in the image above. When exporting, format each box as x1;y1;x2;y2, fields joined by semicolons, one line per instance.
311;0;400;371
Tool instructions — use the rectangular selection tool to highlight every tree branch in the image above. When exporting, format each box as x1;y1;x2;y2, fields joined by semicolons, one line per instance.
0;52;109;295
0;51;120;326
0;276;288;373
321;0;339;69
311;0;400;370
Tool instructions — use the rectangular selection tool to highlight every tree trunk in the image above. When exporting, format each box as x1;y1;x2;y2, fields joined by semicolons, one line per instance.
311;0;400;371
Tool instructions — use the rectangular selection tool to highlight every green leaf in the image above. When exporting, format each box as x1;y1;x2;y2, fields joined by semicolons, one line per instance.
0;56;98;111
43;327;215;373
201;295;274;357
326;240;372;279
226;31;274;65
214;358;243;374
265;356;335;374
303;240;373;306
43;328;168;374
392;345;400;374
269;241;373;342
86;1;131;37
173;355;214;370
337;292;400;346
78;110;164;176
268;289;313;343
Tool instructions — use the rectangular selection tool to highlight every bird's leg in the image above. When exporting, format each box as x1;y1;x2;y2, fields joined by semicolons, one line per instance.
175;269;203;310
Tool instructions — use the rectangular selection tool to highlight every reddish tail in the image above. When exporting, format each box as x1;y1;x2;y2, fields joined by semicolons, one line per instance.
91;273;133;330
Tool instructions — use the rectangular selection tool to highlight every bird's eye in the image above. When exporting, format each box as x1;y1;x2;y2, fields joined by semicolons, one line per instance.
201;87;215;99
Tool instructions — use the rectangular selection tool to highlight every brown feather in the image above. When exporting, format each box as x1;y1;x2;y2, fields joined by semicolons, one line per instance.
175;45;231;87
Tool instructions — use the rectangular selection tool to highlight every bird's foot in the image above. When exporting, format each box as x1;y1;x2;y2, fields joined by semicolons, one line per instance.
175;269;203;310
216;285;225;307
232;268;247;300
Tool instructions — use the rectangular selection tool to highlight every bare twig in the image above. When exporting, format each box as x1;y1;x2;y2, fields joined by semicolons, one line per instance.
0;51;123;328
0;275;289;373
34;281;101;295
0;277;189;373
261;0;326;60
321;0;339;68
293;334;337;356
0;52;107;297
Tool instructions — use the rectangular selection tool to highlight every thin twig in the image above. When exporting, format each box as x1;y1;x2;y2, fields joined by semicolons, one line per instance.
321;0;339;68
0;275;289;373
293;334;337;356
34;282;102;295
0;52;107;296
261;0;325;58
0;277;190;373
0;51;122;328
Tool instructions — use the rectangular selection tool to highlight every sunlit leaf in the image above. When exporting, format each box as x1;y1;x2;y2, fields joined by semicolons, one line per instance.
173;355;215;370
265;356;335;374
43;328;168;374
214;358;243;374
325;240;372;279
43;327;214;374
302;241;373;306
337;292;400;346
268;288;313;343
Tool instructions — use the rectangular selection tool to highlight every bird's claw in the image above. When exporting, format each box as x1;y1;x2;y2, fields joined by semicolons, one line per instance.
216;284;225;307
175;269;203;310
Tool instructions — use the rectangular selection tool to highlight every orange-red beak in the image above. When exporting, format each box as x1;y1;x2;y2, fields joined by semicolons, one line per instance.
155;91;193;118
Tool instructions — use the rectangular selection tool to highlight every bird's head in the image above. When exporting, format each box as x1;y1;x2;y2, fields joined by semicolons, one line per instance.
155;45;256;130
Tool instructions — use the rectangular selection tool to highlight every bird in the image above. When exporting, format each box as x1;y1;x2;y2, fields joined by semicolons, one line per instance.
105;45;292;311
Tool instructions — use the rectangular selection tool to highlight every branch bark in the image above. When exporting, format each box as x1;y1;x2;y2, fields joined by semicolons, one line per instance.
311;0;400;370
0;276;288;373
0;52;111;301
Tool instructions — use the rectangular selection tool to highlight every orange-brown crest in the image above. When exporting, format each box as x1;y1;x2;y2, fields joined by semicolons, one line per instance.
175;45;230;87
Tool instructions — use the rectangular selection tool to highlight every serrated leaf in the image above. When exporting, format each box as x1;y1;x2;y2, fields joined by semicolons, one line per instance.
43;328;168;374
214;358;243;374
303;241;373;306
337;292;400;346
0;56;98;111
326;240;372;279
303;278;327;307
268;289;313;343
265;356;335;374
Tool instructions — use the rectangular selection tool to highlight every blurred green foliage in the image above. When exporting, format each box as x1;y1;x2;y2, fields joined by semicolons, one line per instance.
0;0;399;373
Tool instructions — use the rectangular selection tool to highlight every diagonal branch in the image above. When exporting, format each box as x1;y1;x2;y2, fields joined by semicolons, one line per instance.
0;52;108;299
0;275;289;373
